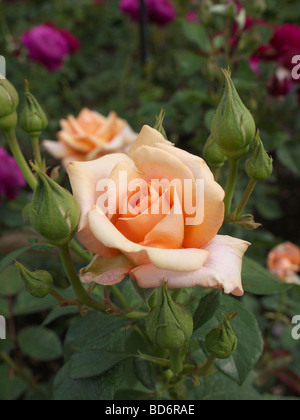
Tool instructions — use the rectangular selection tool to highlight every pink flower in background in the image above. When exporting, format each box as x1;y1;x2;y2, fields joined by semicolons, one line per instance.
270;24;300;71
120;0;176;26
268;242;300;284
22;23;80;71
185;11;199;23
267;69;293;97
0;147;26;202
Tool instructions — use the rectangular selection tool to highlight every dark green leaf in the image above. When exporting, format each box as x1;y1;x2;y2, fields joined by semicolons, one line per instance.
131;279;155;306
0;247;30;274
242;256;291;295
0;266;24;296
193;290;222;332
64;311;130;359
181;22;211;54
0;365;28;400
42;306;79;327
13;290;55;316
17;327;63;361
213;295;263;385
68;351;130;379
133;359;156;391
53;361;124;401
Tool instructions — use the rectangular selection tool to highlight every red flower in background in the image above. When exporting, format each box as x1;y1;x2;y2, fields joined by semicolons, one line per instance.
22;23;80;71
266;69;293;97
270;24;300;71
120;0;176;26
0;147;26;202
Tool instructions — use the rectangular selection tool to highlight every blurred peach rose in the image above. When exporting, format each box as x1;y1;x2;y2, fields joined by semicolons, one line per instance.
268;242;300;284
67;126;250;296
43;108;137;166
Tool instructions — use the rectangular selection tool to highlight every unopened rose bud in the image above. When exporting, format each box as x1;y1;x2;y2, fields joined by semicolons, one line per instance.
15;261;53;298
245;131;273;181
20;81;48;137
211;69;256;160
29;164;80;245
205;313;238;359
146;283;193;351
203;134;227;169
0;76;19;133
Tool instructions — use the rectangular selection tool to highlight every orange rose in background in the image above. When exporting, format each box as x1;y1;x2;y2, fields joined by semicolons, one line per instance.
67;125;250;296
268;242;300;284
43;108;138;165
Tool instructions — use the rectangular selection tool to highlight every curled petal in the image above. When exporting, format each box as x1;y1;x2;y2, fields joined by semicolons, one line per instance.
131;235;250;296
80;254;133;286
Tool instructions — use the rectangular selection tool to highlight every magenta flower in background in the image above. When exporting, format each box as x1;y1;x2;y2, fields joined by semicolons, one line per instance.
267;70;293;97
120;0;176;26
0;147;26;202
22;23;80;71
270;24;300;71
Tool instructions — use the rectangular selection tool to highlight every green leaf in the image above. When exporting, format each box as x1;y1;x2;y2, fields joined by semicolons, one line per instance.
53;361;124;401
133;359;156;391
0;266;23;296
213;295;263;385
277;142;300;177
17;327;63;361
182;22;211;54
42;306;79;327
195;370;261;400
13;289;55;316
64;311;130;359
131;279;155;306
242;256;291;295
0;365;28;400
68;351;130;379
0;247;30;274
193;290;222;332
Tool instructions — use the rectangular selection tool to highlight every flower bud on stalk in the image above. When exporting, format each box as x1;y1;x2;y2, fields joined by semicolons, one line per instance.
245;131;273;181
20;81;48;137
29;164;80;246
146;283;193;374
211;69;256;160
203;134;227;170
15;261;53;298
205;313;238;360
0;76;19;133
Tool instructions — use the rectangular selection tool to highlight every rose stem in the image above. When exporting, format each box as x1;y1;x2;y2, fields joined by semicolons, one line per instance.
224;159;239;217
6;128;37;191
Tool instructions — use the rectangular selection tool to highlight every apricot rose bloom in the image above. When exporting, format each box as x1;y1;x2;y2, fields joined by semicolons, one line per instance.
67;126;250;296
268;242;300;284
43;108;137;166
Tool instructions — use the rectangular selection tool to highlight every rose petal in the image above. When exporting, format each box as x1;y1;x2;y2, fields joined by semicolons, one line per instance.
67;154;134;255
88;205;209;271
80;254;133;286
142;190;184;249
43;140;73;159
131;235;250;296
153;142;225;247
128;125;172;159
